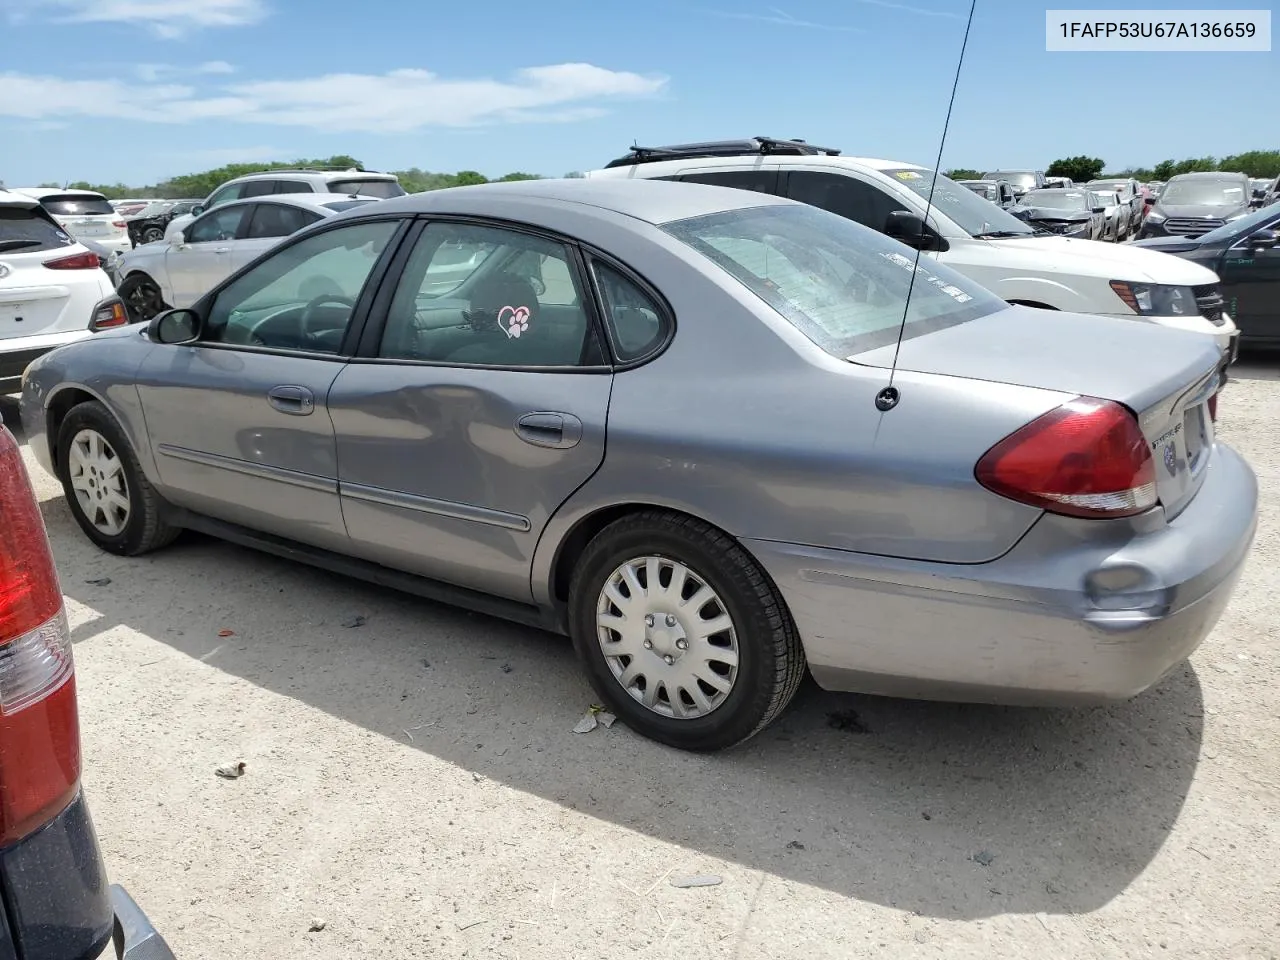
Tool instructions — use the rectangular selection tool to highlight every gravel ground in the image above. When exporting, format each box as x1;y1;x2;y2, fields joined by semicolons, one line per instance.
2;363;1277;960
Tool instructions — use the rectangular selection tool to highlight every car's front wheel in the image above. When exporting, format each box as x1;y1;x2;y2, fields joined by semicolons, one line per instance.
56;401;178;556
568;511;806;751
117;273;169;324
141;226;165;244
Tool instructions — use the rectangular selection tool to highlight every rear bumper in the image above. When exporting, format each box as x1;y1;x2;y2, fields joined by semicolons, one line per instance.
0;331;93;393
745;442;1257;705
108;886;176;960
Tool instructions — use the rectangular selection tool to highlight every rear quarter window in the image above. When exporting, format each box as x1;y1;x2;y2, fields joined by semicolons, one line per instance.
39;195;115;216
0;207;76;253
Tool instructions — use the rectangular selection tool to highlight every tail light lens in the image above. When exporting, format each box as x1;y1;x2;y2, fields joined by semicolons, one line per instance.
112;220;126;229
43;251;101;270
1208;392;1219;422
976;396;1157;520
90;297;129;331
0;427;79;846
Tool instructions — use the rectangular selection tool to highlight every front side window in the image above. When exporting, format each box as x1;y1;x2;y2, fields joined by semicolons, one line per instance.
882;168;1035;237
786;171;907;232
245;203;320;239
662;203;1004;360
186;206;246;244
377;222;598;367
205;184;244;209
204;220;398;352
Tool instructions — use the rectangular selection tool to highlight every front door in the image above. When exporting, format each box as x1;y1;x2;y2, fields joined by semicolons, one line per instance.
1221;221;1280;342
166;204;248;307
328;220;613;602
135;217;404;550
231;201;323;273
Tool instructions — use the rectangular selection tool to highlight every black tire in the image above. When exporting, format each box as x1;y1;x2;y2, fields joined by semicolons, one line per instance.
117;273;169;324
567;510;806;752
141;226;165;244
56;401;179;556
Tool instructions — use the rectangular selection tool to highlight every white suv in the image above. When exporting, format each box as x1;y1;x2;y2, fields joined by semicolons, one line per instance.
8;188;132;257
587;138;1237;357
1;190;115;393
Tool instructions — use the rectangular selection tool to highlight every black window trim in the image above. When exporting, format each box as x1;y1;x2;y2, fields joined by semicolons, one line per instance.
178;214;416;362
348;213;615;375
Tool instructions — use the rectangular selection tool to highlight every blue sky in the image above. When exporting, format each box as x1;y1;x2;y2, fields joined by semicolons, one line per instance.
0;0;1273;187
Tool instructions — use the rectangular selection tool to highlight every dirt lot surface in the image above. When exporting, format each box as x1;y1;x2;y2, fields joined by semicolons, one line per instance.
3;364;1277;960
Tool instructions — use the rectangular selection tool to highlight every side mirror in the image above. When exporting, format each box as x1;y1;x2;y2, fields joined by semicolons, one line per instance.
191;204;205;216
1144;196;1156;205
884;211;943;250
1091;206;1105;214
147;308;202;345
1248;228;1279;250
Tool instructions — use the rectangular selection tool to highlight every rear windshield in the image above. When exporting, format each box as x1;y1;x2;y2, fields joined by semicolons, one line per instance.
38;194;115;216
0;206;77;253
986;171;1037;190
662;203;1004;359
327;179;406;199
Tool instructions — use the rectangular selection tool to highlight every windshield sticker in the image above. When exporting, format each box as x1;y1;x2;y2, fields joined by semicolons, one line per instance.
499;304;531;339
877;253;974;302
895;171;923;180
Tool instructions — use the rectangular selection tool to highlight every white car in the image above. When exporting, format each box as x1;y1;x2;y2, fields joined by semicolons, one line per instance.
587;137;1238;356
9;188;132;257
113;193;378;322
1;189;116;393
1090;190;1126;242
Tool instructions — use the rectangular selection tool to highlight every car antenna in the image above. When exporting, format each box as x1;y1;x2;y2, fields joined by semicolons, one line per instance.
876;0;978;414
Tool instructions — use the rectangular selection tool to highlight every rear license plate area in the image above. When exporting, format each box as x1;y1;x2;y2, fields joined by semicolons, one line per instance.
1183;403;1208;471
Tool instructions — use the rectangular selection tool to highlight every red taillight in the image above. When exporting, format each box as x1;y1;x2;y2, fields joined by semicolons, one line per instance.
92;299;129;330
112;220;126;229
1208;392;1218;422
0;427;79;846
975;396;1157;520
43;251;101;270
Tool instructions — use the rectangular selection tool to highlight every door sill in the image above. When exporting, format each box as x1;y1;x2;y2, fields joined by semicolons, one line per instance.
172;509;561;634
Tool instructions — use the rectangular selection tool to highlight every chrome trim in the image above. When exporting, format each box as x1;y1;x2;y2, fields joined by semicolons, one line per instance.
156;443;337;493
340;481;531;532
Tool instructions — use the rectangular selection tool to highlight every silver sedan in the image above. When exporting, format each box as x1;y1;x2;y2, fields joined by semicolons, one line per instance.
19;178;1257;751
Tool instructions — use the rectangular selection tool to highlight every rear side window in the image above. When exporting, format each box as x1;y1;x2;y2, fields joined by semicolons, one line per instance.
274;180;314;194
677;170;778;194
0;207;75;253
245;203;320;239
238;180;278;199
327;179;406;198
592;262;668;362
38;194;114;216
187;206;246;243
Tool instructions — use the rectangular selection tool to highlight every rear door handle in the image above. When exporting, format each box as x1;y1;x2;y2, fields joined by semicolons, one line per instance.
214;247;231;254
515;411;583;449
267;385;315;416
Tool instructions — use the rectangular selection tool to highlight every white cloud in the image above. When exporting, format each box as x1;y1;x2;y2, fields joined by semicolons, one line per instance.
704;7;863;31
197;60;236;74
133;60;236;81
31;0;266;37
0;63;668;132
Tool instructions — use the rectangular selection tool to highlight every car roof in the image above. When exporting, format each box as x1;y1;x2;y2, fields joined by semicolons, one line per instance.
366;177;792;225
1166;171;1248;181
0;188;42;209
9;186;108;200
229;169;397;183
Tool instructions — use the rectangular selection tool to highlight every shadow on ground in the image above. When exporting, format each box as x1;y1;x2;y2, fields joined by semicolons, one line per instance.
27;478;1206;922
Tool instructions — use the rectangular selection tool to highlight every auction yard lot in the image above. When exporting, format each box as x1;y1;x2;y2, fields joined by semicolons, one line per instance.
2;363;1277;960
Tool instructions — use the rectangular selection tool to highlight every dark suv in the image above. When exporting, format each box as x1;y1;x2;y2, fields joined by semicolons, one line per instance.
0;417;174;960
1139;171;1252;239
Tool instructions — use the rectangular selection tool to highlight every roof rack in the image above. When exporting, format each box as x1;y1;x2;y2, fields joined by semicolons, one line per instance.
603;136;841;169
242;166;379;175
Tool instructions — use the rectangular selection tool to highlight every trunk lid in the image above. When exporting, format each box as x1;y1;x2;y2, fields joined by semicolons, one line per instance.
853;305;1224;519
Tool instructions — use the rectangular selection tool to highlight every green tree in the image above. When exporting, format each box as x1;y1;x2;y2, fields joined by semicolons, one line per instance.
452;170;489;187
154;156;366;199
1219;150;1280;177
1046;156;1105;183
563;171;586;179
944;168;983;180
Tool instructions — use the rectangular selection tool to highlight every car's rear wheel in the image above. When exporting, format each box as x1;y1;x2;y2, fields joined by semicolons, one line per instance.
117;273;169;324
568;510;806;751
56;401;178;556
141;226;165;244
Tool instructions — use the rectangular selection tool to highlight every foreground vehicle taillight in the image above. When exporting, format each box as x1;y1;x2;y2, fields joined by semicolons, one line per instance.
975;396;1157;520
0;427;79;846
1208;391;1219;422
43;251;101;270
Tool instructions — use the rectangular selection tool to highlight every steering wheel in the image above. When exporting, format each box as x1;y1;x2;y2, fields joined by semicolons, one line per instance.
299;294;356;340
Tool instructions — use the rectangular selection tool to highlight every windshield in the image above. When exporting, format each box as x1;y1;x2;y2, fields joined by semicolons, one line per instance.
661;203;1004;359
327;179;406;199
1196;204;1280;244
1159;179;1248;206
1023;190;1087;210
882;167;1034;237
39;194;115;216
985;171;1036;191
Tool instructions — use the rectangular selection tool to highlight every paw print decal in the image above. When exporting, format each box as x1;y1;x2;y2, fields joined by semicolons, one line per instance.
498;305;531;339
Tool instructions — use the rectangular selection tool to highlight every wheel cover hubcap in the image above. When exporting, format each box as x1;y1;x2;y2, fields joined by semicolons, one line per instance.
67;429;130;536
595;555;740;720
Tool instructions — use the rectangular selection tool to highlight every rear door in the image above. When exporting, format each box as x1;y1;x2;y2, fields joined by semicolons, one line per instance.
672;167;781;195
328;219;614;602
783;169;910;236
233;201;323;271
165;204;250;306
0;204;81;342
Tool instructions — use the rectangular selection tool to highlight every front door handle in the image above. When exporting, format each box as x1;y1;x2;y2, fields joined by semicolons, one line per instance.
515;411;583;449
267;385;315;416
